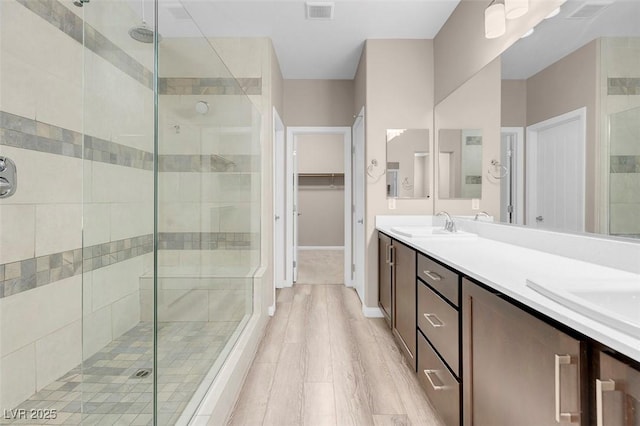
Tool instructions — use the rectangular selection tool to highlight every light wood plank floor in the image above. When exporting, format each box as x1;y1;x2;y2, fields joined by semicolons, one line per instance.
227;284;445;426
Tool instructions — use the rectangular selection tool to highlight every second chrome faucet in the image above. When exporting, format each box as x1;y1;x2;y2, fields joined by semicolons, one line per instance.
436;211;457;233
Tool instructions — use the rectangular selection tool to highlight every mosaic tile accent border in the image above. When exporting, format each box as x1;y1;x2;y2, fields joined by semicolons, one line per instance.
1;111;83;158
158;78;262;96
0;235;153;299
608;78;640;95
1;111;154;170
158;232;259;250
610;155;640;173
158;154;260;173
85;135;154;171
16;0;154;90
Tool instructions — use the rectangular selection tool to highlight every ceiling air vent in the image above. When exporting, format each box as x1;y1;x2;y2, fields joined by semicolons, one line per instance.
567;2;612;19
306;2;334;20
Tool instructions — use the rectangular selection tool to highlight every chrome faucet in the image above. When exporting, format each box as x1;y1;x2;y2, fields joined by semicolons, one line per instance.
436;211;456;233
474;211;490;221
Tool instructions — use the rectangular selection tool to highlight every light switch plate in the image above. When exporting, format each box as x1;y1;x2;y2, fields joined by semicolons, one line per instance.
471;198;480;210
388;198;396;210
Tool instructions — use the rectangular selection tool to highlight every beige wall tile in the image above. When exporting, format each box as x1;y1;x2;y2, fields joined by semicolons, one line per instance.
111;292;140;338
35;204;82;257
110;202;153;241
0;343;36;410
0;147;82;205
35;320;82;391
157;289;209;322
82;203;112;247
0;51;38;118
82;305;112;360
0;204;35;264
90;257;144;311
0;276;81;357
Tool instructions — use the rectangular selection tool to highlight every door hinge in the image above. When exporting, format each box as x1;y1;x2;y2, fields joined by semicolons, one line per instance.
352;264;356;273
507;149;513;158
293;260;297;268
352;146;356;154
507;205;513;213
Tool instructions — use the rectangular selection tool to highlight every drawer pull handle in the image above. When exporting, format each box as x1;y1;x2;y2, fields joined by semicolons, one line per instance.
423;270;442;281
595;379;615;426
554;354;580;423
424;313;444;328
423;369;447;391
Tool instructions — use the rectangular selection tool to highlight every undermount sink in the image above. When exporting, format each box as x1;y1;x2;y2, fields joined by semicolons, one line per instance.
390;225;477;239
526;278;640;339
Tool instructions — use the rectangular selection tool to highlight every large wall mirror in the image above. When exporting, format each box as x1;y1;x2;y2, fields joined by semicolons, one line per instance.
386;129;430;199
438;129;483;199
499;0;640;238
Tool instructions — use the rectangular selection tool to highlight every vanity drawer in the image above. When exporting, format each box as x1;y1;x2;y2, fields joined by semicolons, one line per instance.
418;332;460;426
418;254;459;306
417;281;459;377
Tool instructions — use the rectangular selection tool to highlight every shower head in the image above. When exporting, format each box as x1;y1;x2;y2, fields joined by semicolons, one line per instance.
128;22;160;44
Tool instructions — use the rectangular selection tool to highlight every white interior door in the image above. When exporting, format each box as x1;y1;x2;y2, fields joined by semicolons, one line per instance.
292;138;299;283
526;108;586;232
352;108;365;301
273;109;287;290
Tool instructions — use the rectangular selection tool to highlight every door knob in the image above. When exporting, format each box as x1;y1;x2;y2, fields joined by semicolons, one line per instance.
357;219;364;224
536;216;544;222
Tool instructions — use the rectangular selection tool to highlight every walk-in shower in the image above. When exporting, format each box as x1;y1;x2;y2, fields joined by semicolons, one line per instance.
0;0;261;424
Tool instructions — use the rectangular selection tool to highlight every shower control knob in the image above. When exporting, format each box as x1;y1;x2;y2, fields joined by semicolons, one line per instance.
0;158;5;172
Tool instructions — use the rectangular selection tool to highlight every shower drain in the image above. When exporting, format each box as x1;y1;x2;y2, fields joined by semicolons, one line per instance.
131;368;152;379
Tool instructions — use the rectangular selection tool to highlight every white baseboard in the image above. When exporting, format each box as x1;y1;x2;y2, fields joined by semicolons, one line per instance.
362;306;384;318
298;246;344;251
268;304;276;316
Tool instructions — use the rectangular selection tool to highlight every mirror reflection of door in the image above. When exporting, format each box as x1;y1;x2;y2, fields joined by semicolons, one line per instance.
526;108;586;233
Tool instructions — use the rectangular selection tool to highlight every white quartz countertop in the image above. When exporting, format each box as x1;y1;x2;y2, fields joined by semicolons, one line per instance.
376;222;640;362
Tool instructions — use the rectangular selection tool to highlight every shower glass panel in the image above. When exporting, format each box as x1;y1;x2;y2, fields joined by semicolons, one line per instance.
80;1;156;425
602;37;640;238
155;10;261;426
0;0;259;424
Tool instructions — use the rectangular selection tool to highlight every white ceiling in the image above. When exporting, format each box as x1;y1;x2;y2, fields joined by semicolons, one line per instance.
502;0;640;80
154;0;461;79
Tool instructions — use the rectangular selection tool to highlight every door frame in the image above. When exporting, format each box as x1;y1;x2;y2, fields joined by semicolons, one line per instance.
352;108;366;301
525;107;586;230
272;108;287;298
284;126;352;287
501;127;525;225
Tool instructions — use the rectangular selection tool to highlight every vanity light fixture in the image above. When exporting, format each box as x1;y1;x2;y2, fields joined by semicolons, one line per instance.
485;0;506;39
505;0;528;19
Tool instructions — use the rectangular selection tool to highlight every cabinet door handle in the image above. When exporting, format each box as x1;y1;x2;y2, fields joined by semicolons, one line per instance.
423;369;446;391
423;270;442;281
554;354;580;423
389;245;395;267
423;313;444;328
595;379;616;426
385;243;390;264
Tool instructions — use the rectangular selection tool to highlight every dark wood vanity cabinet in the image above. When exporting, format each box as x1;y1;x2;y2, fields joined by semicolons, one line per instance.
462;279;584;426
378;232;393;325
417;253;461;426
597;352;640;425
377;233;416;368
377;231;639;426
392;240;416;369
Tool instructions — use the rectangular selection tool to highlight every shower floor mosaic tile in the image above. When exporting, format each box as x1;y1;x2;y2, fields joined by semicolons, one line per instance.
3;321;240;426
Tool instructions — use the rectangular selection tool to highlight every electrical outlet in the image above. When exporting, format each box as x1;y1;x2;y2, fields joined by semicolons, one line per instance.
471;198;480;210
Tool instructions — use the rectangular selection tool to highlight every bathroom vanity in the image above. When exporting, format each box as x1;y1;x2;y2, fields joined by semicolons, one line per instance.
377;216;640;426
